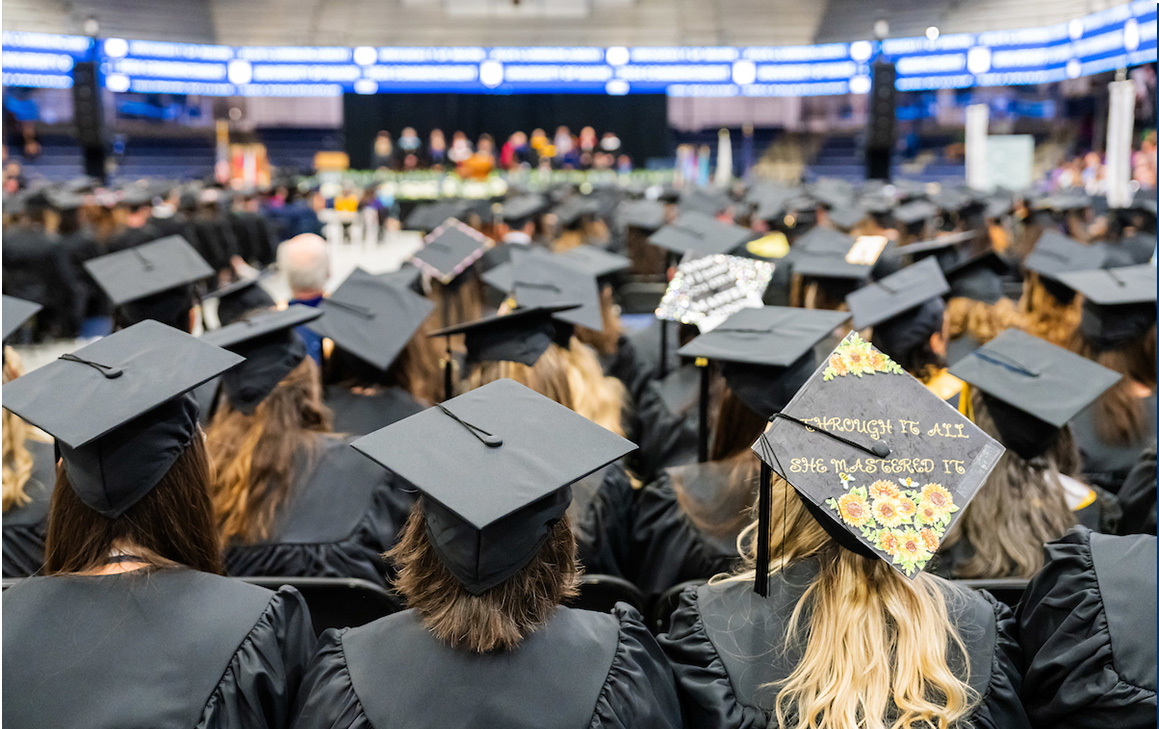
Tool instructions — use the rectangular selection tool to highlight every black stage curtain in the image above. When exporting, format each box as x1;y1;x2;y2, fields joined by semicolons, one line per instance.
343;93;670;169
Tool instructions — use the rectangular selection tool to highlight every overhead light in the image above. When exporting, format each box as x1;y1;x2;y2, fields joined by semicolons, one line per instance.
925;26;940;41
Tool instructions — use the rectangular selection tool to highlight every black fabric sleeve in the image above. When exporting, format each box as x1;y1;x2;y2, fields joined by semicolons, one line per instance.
198;587;317;729
656;586;768;729
574;464;636;578
289;629;375;729
1;523;46;578
589;604;683;729
1016;527;1157;728
968;591;1033;729
624;383;698;491
1117;445;1157;536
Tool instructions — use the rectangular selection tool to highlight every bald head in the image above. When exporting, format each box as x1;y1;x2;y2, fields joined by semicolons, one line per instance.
278;233;330;299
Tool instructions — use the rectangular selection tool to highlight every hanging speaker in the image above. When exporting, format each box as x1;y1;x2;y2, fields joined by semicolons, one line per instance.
72;61;106;148
866;60;896;150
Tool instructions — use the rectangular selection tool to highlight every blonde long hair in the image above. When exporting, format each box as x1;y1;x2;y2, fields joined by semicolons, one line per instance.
728;476;977;729
945;297;1024;345
1019;273;1082;348
2;348;42;512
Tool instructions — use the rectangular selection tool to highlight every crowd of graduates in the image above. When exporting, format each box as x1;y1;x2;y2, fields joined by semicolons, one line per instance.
1;167;1156;728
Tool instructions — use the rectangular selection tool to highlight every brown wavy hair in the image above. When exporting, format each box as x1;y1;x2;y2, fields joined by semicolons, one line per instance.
945;296;1025;345
205;357;331;544
726;475;977;729
1019;273;1082;347
44;435;223;575
938;388;1077;579
388;500;580;653
1074;323;1157;445
465;341;575;408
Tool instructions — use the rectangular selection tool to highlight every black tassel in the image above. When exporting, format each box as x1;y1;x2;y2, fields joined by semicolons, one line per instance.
755;459;771;597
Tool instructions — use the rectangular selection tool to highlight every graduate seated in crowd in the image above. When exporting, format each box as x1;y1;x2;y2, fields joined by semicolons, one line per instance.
292;379;682;729
1;297;55;577
2;322;315;728
203;306;412;586
658;332;1029;729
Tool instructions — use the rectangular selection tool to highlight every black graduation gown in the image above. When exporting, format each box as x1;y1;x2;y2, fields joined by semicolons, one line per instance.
1072;394;1158;494
601;334;652;403
627;464;743;599
2;568;315;729
658;569;1031;729
291;604;683;729
1116;445;1156;536
1017;527;1157;728
2;439;56;577
624;377;698;485
57;229;102;321
570;462;635;577
190;216;239;272
224;436;413;586
2;226;80;337
325;386;425;438
107;222;163;253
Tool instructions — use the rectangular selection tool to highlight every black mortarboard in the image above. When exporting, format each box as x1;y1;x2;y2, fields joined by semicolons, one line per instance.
827;206;867;232
308;268;436;371
2;296;42;343
558;245;631;280
848;258;950;330
511;252;602;330
1034;192;1091;213
890;230;977;267
502;194;548;227
949;329;1121;459
930;188;973;214
751;331;1005;587
648;212;753;256
1058;265;1158;352
893;199;939;227
750;187;796;222
618;199;667;231
376;263;424;294
1;320;244;517
201;305;320;414
655;254;775;333
430;305;578;366
404;199;473;231
48;191;85;212
410;219;492;285
791;228;885;282
678;306;850;417
119;187;154;209
810;179;856;210
202;275;276;327
1024;231;1108;282
552;196;600;228
351;378;636;594
84;236;214;327
945;250;1009;305
679;187;731;216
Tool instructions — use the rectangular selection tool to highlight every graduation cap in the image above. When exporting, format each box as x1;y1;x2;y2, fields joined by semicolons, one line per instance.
678;306;851;421
308;268;436;372
890;230;977;267
791;228;885;282
1024;230;1109;303
618;199;667;231
558;245;631;280
119;187;154;209
827;206;867;232
655;254;775;333
404;199;473;231
1034;192;1091;213
430;304;579;367
552;196;600;228
511;252;602;331
1;320;244;518
893;199;939;228
751;188;796;222
376;263;424;294
944;250;1009;305
201;305;321;414
648;212;753;257
2;296;42;343
351;378;636;594
949;329;1121;459
929;188;974;214
679;187;731;216
410;219;492;285
1057;265;1158;353
201;275;276;328
502;194;548;227
47;191;85;212
749;331;1005;591
83;236;214;326
810;179;856;210
848;258;949;331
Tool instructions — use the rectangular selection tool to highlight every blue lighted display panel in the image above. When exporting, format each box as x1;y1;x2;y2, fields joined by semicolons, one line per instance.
2;1;1154;97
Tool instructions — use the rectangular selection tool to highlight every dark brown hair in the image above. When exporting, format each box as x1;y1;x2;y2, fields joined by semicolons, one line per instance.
206;357;331;544
1076;323;1157;445
388;501;580;653
44;435;224;575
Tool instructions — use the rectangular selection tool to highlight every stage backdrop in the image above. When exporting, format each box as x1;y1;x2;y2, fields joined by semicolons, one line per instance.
343;93;670;170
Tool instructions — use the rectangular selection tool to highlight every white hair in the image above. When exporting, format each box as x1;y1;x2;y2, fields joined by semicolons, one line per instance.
277;234;330;297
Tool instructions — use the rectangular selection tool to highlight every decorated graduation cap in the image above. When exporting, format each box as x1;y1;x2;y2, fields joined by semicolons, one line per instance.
747;331;1005;591
352;378;636;594
202;275;276;328
83;236;214;327
949;329;1121;460
410;219;492;285
430;304;579;367
1;320;243;518
511;250;602;330
655;254;775;333
2;296;42;343
648;211;753;257
1057;264;1158;353
201;305;321;414
306;267;436;373
618;199;667;231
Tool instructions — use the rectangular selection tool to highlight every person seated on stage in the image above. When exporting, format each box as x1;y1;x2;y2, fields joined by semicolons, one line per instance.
658;332;1029;729
292;380;682;729
936;330;1123;579
203;306;412;586
1;321;315;729
309;267;440;436
2;299;56;577
1062;265;1157;494
1017;527;1157;729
